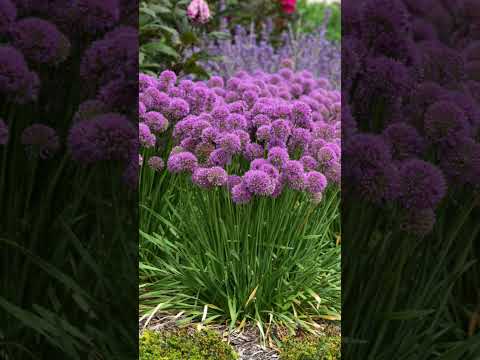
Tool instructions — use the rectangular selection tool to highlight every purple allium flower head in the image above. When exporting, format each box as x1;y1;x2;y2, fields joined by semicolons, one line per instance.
244;142;264;161
68;113;136;164
74;99;110;122
268;146;289;168
0;0;16;35
167;98;190;120
167;151;198;174
289;128;312;152
252;114;271;128
80;26;137;95
231;182;253;204
259;163;280;180
283;160;305;190
98;78;137;113
382;123;425;160
217;133;241;154
225;113;247;130
144;112;168;134
209;103;227;124
208;148;231;167
139;123;156;148
11;18;70;65
180;136;197;152
208;76;224;88
192;166;228;188
304;171;327;194
75;0;120;34
227;175;242;190
256;125;272;142
147;156;164;172
205;166;228;187
271;119;291;140
398;159;447;210
300;155;319;171
250;158;270;170
0;118;9;145
139;73;157;92
21;124;60;159
324;161;341;185
158;70;177;91
144;87;170;112
439;135;480;186
201;126;220;143
0;45;39;103
423;101;470;143
315;145;338;167
243;170;275;196
228;101;247;114
233;129;250;149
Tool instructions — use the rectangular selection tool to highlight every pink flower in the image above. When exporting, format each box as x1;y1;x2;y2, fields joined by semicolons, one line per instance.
187;0;211;24
279;0;296;14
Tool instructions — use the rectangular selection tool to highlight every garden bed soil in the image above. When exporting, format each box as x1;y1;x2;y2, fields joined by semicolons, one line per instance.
139;311;341;360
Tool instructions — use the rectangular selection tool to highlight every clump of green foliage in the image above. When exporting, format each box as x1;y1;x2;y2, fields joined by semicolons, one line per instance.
139;329;239;360
296;0;340;41
280;334;341;360
140;0;227;77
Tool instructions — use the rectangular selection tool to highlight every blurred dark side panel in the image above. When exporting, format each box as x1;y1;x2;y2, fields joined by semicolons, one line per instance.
342;0;480;358
0;1;139;358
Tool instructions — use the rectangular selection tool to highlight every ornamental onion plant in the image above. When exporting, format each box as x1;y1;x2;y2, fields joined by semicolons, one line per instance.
343;0;480;357
139;67;341;339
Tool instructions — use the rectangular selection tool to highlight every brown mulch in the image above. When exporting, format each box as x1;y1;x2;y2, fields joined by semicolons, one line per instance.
139;311;341;360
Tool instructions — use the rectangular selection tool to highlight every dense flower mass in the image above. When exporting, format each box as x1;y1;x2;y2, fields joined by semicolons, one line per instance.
343;0;480;236
139;68;341;205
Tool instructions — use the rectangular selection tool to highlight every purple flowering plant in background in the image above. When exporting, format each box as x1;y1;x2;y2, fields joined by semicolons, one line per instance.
190;14;340;88
342;0;480;358
0;0;138;358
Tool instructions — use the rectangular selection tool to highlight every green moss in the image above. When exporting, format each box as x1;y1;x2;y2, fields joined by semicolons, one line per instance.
280;335;341;360
139;329;239;360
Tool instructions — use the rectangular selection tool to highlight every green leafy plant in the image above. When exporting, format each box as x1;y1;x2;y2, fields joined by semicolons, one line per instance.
140;329;239;360
296;0;340;41
140;0;223;77
139;182;340;341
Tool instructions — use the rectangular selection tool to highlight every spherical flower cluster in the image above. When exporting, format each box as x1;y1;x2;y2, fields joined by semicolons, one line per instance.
68;113;136;164
11;18;71;65
75;0;120;34
147;68;342;205
21;124;60;159
147;156;164;172
0;45;39;103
